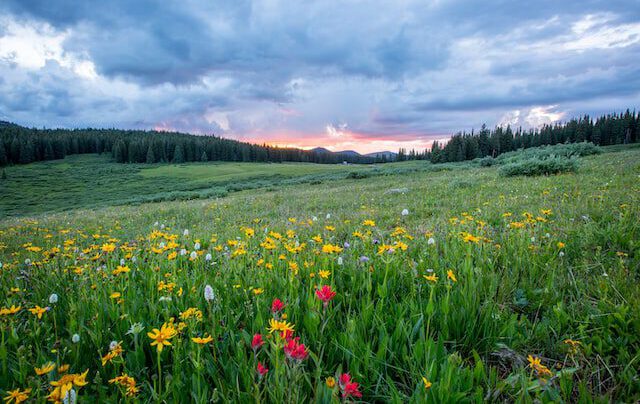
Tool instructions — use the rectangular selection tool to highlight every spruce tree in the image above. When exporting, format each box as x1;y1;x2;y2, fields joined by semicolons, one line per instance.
200;151;208;162
146;144;156;164
0;141;7;166
173;144;185;163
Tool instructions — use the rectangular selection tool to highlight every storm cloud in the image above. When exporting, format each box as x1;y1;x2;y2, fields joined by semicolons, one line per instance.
1;0;639;153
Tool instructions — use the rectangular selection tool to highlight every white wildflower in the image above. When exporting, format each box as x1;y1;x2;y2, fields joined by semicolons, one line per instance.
204;285;215;302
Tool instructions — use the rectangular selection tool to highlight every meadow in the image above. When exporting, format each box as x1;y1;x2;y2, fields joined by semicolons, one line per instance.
0;155;438;217
0;146;638;402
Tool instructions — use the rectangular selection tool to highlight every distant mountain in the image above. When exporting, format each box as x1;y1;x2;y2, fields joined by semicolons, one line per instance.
335;150;361;157
310;147;332;153
364;151;397;160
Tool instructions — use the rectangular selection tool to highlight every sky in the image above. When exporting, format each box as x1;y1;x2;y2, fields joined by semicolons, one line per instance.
0;1;639;154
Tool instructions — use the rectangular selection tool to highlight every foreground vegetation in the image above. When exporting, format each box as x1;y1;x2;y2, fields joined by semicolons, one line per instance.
0;147;638;402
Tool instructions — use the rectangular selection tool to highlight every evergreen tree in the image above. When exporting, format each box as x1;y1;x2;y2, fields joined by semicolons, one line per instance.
19;140;35;164
146;144;156;164
1;168;6;179
173;144;185;163
200;150;208;162
0;141;7;166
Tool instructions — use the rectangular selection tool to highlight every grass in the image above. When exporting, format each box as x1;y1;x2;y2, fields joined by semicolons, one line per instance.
0;154;432;217
0;147;638;402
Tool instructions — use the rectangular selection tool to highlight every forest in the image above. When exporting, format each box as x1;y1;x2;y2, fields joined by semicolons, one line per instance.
1;110;638;167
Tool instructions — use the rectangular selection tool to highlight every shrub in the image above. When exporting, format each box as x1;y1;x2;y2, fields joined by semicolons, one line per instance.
498;156;578;177
497;142;601;165
479;156;495;167
347;171;371;179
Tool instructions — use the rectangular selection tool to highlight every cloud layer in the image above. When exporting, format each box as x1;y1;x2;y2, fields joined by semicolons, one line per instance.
1;0;639;153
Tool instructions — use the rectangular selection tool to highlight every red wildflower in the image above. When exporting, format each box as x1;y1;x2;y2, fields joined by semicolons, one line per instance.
339;373;362;398
315;285;336;306
271;298;285;314
251;333;264;351
283;337;309;361
257;362;269;377
280;329;294;340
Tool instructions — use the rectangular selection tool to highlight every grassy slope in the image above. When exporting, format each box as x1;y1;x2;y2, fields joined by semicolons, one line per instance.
0;154;429;217
0;147;638;401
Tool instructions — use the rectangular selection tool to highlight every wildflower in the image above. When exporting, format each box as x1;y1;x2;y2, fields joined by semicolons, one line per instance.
319;270;331;279
126;323;144;335
326;377;336;388
48;370;89;403
267;318;295;334
109;292;121;300
337;257;343;266
49;293;59;304
58;364;70;373
101;341;123;366
109;373;139;397
192;334;214;345
194;242;201;250
189;251;197;260
283;337;309;361
557;242;565;249
423;274;438;282
205;253;212;261
251;333;264;351
147;322;178;353
422;376;432;389
401;209;409;216
527;355;552;377
359;255;370;263
35;361;56;375
0;305;21;316
183;229;189;236
3;388;31;404
28;305;48;319
338;373;362;398
271;298;285;314
316;285;337;307
564;339;582;355
180;248;187;256
447;270;457;283
112;265;130;276
427;237;435;245
72;334;81;343
322;244;343;254
257;362;269;377
204;285;215;302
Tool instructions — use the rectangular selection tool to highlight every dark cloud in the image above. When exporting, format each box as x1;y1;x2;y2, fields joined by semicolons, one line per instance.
0;0;639;147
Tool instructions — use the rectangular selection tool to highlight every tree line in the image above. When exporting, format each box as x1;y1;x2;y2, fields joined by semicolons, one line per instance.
397;110;639;163
0;123;381;166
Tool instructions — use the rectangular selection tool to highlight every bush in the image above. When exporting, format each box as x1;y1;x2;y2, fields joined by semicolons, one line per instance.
347;171;371;179
479;156;495;167
497;142;601;165
498;156;578;177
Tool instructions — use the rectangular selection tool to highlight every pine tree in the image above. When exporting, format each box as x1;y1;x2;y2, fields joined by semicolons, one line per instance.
200;150;208;162
0;141;7;166
173;144;185;163
44;140;55;160
19;140;35;164
146;144;156;164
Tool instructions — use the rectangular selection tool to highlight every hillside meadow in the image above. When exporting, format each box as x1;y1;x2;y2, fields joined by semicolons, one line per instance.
0;146;638;402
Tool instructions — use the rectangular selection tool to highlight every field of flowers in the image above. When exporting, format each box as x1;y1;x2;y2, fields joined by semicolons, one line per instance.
0;147;638;403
